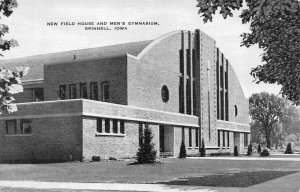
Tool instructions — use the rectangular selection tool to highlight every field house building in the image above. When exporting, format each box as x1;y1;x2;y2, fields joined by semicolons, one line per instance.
0;30;250;163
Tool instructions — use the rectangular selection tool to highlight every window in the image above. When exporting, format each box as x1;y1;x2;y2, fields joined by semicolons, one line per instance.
244;133;248;147
101;81;109;102
186;49;191;76
59;85;66;100
139;123;143;146
32;88;44;102
227;131;230;147
195;128;199;148
6;120;17;135
20;119;32;134
69;84;77;99
179;49;184;74
120;120;125;134
105;119;110;133
179;77;184;113
223;131;225;147
90;82;98;100
234;105;238;117
189;128;192;147
218;130;220;147
96;118;102;133
113;119;118;133
79;83;88;99
161;85;169;103
186;80;191;115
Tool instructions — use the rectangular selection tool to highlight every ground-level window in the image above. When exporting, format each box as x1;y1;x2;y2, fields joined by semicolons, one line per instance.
79;83;88;99
244;133;248;147
101;81;110;102
223;131;225;147
139;123;143;146
227;131;230;147
96;118;102;133
195;128;199;148
120;120;125;134
59;85;66;100
218;130;220;147
113;119;118;133
105;119;110;133
69;84;77;99
20;119;32;134
6;120;17;135
189;128;192;147
90;82;98;100
32;88;44;102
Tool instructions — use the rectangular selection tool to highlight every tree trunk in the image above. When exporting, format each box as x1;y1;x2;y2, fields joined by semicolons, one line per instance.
266;131;271;148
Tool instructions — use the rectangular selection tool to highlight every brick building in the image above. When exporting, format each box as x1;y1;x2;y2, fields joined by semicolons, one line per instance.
0;30;250;163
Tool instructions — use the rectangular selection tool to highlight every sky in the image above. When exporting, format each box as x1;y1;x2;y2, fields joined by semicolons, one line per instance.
0;0;281;97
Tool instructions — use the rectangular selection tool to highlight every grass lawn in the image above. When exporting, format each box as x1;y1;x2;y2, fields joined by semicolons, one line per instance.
1;158;300;184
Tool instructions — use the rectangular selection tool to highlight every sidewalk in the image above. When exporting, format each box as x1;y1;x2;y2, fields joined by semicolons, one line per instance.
188;156;300;161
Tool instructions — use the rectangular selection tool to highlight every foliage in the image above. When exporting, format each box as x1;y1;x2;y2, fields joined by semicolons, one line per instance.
91;156;100;162
249;92;286;148
136;126;157;164
247;144;252;156
260;149;270;157
281;104;300;134
179;139;187;158
196;0;300;105
199;138;206;157
284;142;293;154
0;0;28;114
257;144;261;153
234;146;238;156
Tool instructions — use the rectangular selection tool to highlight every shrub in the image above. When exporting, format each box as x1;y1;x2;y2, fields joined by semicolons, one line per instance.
247;144;252;156
179;140;187;158
234;146;239;156
199;138;206;157
250;143;253;154
109;157;117;161
284;143;293;154
258;144;261;153
92;156;100;162
260;149;270;156
136;126;157;164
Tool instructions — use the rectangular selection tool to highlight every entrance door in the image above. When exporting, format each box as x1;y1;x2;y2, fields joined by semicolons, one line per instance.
159;125;165;152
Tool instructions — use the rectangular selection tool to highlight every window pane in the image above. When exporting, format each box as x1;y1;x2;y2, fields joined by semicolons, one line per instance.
6;120;17;135
96;118;102;133
90;82;98;100
80;83;88;99
21;119;32;134
120;120;125;134
195;129;199;147
189;128;192;147
102;82;109;102
32;88;44;102
113;119;118;133
59;85;66;100
69;84;77;99
105;119;110;133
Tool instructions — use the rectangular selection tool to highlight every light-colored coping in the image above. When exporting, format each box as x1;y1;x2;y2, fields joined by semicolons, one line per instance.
217;127;251;133
217;120;250;127
95;133;125;137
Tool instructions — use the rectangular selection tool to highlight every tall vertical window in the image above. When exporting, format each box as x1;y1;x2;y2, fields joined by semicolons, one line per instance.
6;120;17;135
220;90;224;120
227;131;230;147
79;83;88;99
218;130;220;147
90;82;98;100
101;81;110;102
186;80;191;115
192;49;196;77
192;81;196;115
189;128;192;147
216;48;220;120
105;119;110;133
195;128;199;148
20;119;32;134
179;77;184;113
225;92;229;121
120;120;125;134
32;88;44;102
96;118;102;133
69;84;77;99
186;49;191;76
139;123;143;146
179;49;184;74
113;119;118;133
59;85;66;100
223;131;225;147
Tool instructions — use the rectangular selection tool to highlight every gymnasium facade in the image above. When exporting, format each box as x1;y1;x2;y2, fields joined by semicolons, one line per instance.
0;30;250;162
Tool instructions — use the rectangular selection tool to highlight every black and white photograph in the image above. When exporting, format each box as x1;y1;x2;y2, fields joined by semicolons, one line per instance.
0;0;299;191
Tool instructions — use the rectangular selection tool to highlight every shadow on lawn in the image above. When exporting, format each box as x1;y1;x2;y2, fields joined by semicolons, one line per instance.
159;171;298;187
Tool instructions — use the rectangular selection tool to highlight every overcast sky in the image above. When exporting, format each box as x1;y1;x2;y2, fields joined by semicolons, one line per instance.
1;0;281;97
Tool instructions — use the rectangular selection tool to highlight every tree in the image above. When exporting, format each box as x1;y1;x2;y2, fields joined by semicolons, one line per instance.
0;0;28;114
196;0;300;105
249;92;286;148
257;144;261;153
136;126;157;164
